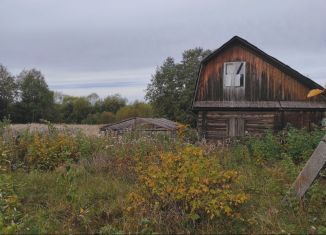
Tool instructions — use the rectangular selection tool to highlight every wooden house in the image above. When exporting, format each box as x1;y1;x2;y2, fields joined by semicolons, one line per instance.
192;36;326;139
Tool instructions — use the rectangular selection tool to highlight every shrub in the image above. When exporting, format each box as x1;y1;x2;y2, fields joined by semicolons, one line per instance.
126;145;248;232
177;123;199;143
19;131;80;170
247;130;282;161
284;128;324;163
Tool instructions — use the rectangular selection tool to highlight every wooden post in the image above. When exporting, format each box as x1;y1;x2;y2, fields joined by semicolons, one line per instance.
290;134;326;199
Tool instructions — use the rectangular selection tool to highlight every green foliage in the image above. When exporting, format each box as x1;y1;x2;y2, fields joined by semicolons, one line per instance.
0;117;11;135
58;96;92;123
0;127;326;234
83;111;116;124
99;225;124;235
247;130;282;160
101;94;127;114
14;69;54;123
239;128;324;164
0;64;155;124
0;65;17;120
145;48;211;126
19;130;80;170
0;124;100;171
11;168;131;234
283;127;324;163
0;175;25;234
115;101;153;121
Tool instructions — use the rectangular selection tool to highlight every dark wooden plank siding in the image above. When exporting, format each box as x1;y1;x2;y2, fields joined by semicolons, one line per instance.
283;111;323;129
198;111;279;138
197;111;324;139
195;45;325;103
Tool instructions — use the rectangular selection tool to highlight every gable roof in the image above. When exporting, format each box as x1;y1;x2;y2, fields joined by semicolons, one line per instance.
99;117;177;132
200;36;324;90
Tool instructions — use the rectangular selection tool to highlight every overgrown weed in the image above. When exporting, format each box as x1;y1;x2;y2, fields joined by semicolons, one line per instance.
0;123;325;234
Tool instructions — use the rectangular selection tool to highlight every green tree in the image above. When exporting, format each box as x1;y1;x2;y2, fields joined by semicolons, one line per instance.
100;94;127;113
0;65;17;119
116;101;153;121
98;111;116;123
59;96;92;123
82;111;116;124
15;69;54;123
145;48;211;126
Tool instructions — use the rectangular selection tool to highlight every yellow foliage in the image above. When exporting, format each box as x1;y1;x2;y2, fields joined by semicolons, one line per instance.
20;132;80;170
307;89;324;98
176;123;188;139
126;145;248;223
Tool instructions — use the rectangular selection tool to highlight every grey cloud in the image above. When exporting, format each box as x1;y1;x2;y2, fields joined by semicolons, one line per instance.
0;0;325;99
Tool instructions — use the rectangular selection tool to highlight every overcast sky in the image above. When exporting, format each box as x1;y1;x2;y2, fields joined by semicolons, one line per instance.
1;0;325;101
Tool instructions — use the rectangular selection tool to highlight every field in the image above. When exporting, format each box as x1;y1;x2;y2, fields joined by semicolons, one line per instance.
1;122;326;234
10;123;104;136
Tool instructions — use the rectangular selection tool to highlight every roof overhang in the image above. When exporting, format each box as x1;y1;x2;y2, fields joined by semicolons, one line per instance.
193;101;326;111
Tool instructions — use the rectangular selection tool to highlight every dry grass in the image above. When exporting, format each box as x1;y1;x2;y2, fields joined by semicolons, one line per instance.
10;123;104;136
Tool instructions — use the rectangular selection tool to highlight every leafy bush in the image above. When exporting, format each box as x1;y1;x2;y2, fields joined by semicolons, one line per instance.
19;131;80;170
177;123;199;143
240;128;324;164
283;128;324;163
0;122;111;171
247;130;282;161
126;145;248;232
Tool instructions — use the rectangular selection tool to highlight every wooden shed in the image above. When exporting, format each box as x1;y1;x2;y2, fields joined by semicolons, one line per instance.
100;117;178;136
192;36;326;140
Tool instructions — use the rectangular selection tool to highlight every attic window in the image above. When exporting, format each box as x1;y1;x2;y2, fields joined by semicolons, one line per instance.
224;62;245;87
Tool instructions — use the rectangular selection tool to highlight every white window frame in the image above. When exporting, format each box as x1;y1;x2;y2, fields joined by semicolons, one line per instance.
223;62;246;88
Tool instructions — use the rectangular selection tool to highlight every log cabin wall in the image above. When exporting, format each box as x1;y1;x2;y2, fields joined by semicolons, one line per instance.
195;45;325;103
283;111;323;129
197;110;324;139
197;111;278;139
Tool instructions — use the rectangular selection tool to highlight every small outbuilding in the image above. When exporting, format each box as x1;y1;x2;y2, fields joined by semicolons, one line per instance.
192;36;326;140
100;117;178;136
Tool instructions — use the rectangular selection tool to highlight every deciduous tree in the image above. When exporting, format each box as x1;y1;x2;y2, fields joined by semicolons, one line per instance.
145;48;210;125
15;69;54;122
0;65;17;119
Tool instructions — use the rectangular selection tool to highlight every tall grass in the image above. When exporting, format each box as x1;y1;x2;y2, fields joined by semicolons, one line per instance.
0;121;325;234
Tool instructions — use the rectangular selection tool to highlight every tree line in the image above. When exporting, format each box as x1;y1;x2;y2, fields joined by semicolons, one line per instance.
1;47;210;125
0;65;152;124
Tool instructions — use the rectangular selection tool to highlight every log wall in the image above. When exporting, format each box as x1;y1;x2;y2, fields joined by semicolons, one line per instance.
198;111;323;139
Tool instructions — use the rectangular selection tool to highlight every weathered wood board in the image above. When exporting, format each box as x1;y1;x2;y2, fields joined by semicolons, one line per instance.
291;134;326;198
